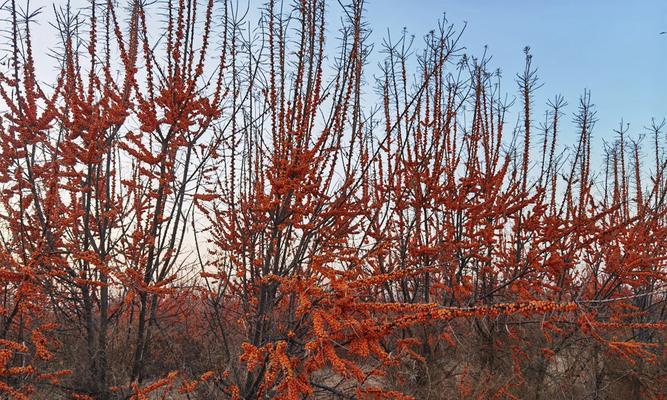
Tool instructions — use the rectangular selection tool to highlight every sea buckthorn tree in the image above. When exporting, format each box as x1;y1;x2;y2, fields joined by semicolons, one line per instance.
0;0;663;399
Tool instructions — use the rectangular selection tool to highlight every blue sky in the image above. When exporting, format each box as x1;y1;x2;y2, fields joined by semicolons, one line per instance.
23;0;667;149
362;0;666;147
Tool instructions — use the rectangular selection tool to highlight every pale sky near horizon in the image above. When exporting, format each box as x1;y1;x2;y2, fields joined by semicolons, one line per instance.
19;0;667;152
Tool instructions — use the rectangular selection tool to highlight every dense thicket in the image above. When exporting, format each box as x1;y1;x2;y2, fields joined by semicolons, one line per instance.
0;0;664;399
